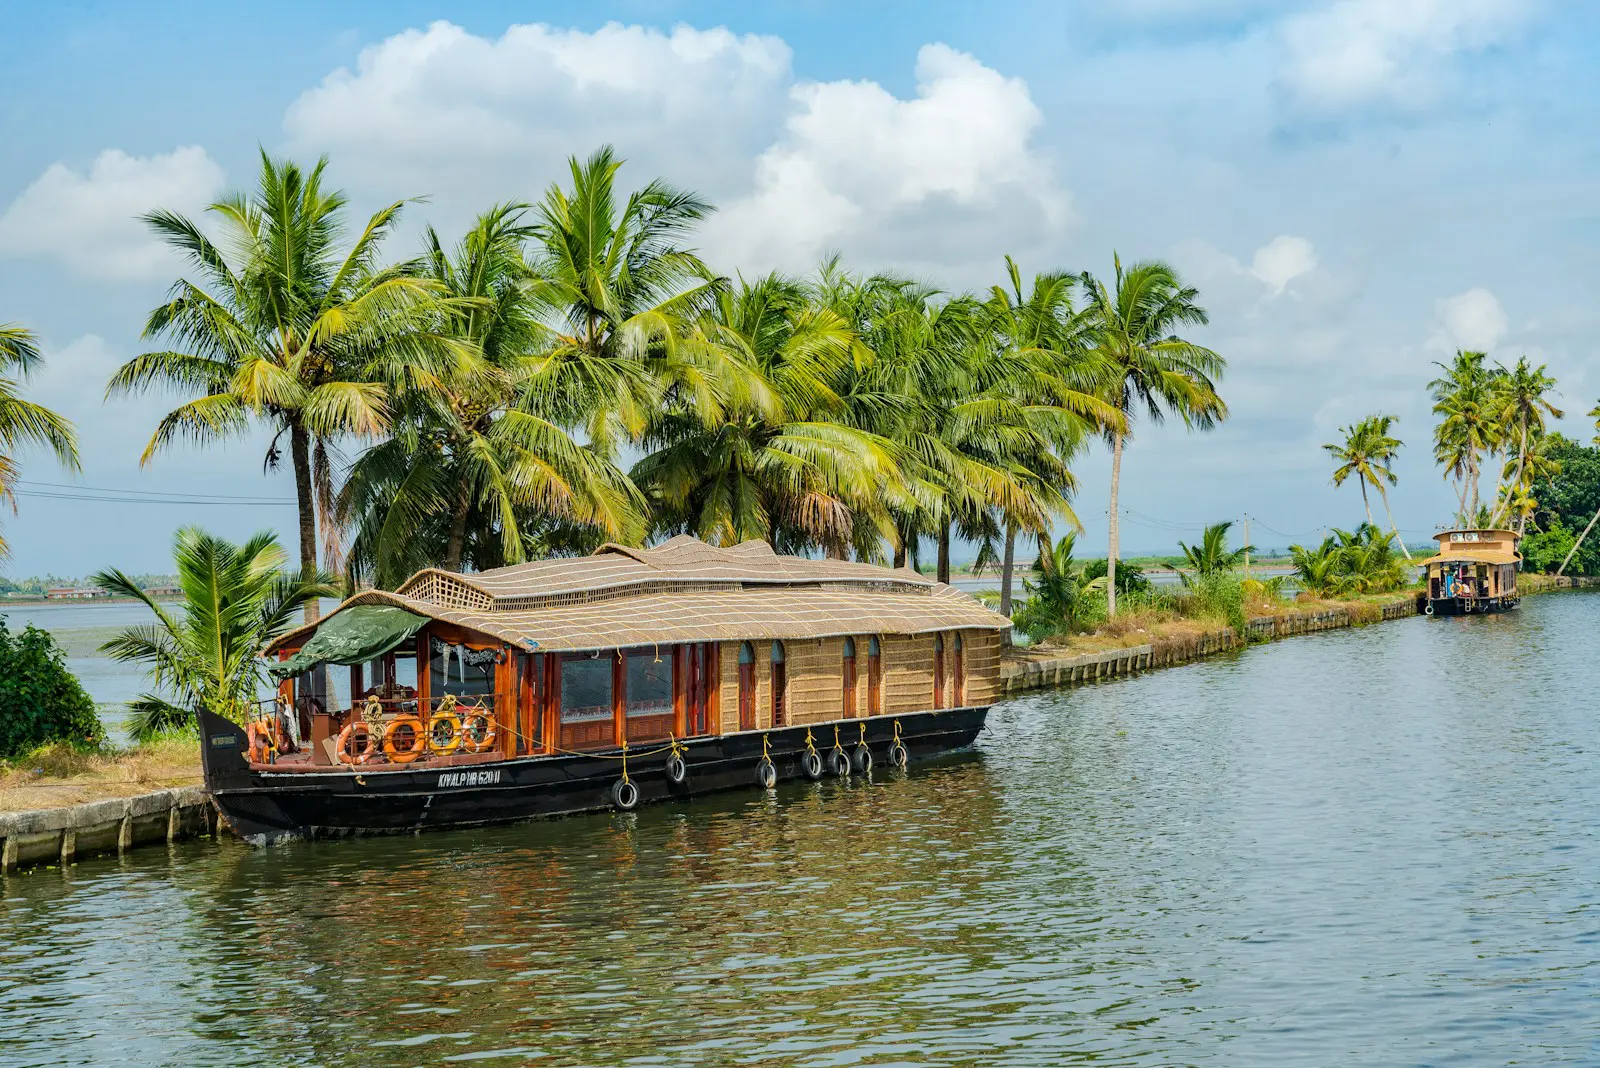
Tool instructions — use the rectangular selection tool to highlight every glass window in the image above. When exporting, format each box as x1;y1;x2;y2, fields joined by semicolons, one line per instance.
626;654;673;717
868;636;880;657
771;641;784;663
739;641;754;665
843;637;856;658
561;657;613;723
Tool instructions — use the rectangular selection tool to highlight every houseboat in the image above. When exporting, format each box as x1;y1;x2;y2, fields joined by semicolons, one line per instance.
1420;528;1520;616
198;535;1011;843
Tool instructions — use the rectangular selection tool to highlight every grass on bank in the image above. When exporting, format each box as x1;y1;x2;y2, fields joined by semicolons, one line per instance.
0;734;201;814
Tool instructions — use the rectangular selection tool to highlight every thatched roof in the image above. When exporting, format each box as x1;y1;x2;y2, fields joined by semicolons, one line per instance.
269;535;1011;656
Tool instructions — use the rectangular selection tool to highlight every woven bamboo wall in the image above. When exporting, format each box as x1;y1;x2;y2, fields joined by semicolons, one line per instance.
881;633;935;714
717;641;744;734
962;628;1002;705
716;628;1001;730
784;637;846;725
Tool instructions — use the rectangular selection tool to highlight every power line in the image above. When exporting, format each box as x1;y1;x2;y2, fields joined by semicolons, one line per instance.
17;479;293;503
15;489;294;508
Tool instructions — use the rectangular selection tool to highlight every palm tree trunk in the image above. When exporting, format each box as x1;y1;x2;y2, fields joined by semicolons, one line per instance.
443;479;472;572
1376;484;1412;560
936;519;952;585
893;540;907;569
1107;430;1123;619
999;520;1017;619
1557;503;1600;576
1491;422;1530;529
1359;480;1373;526
289;421;320;624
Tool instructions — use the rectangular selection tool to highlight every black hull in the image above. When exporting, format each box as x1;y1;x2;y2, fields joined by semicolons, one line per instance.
198;706;989;844
1424;596;1518;617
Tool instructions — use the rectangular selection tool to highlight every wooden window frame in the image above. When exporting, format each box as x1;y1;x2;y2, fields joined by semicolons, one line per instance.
842;637;858;718
737;642;757;731
770;641;787;728
867;635;882;716
932;633;945;710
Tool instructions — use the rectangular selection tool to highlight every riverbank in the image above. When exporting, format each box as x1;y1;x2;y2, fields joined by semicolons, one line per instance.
999;573;1597;695
3;575;1595;872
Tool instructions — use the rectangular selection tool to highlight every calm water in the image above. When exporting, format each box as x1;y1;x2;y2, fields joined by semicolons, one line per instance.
3;593;1598;1066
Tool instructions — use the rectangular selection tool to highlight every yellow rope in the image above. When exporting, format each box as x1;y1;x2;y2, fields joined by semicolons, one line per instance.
619;740;630;785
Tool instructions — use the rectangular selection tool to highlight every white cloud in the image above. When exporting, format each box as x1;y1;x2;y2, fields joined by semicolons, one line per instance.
1248;234;1318;294
0;147;225;280
283;24;1065;281
284;21;794;210
1280;0;1527;109
706;44;1066;274
1433;287;1508;351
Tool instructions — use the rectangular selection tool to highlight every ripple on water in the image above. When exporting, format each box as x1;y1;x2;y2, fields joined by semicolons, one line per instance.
3;594;1600;1065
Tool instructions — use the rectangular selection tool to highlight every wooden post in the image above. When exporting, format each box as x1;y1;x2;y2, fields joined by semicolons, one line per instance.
612;651;626;748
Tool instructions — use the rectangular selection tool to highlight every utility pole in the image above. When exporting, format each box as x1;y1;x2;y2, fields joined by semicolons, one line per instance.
1243;513;1250;577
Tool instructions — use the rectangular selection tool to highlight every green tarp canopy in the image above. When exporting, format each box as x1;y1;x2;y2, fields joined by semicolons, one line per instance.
268;605;429;680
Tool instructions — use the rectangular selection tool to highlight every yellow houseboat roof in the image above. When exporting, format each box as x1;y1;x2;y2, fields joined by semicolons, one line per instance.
270;535;1013;656
1418;547;1520;567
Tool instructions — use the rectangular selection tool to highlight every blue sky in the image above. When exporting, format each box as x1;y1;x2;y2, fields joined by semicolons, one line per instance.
2;0;1598;574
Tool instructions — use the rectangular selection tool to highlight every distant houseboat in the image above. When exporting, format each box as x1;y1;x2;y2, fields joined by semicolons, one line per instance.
198;536;1011;843
1420;529;1520;616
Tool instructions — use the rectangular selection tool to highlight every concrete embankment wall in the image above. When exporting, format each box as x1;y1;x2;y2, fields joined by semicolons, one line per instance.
1000;576;1600;697
0;787;216;873
1000;601;1408;696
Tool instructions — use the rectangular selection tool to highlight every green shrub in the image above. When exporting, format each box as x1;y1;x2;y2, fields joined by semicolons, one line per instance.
1183;572;1247;631
1520;521;1600;575
0;619;101;760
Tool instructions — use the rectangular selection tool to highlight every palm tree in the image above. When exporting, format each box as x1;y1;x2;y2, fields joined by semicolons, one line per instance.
1430;350;1499;526
341;205;642;586
984;256;1115;616
0;324;80;556
1324;414;1411;559
1080;256;1225;617
1488;357;1561;531
94;527;333;739
1288;537;1339;597
1176;520;1253;585
1012;532;1089;641
634;273;898;554
523;145;725;459
106;152;461;620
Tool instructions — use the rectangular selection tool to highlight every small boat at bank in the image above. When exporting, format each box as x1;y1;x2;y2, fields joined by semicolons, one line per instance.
1419;528;1521;616
199;536;1010;843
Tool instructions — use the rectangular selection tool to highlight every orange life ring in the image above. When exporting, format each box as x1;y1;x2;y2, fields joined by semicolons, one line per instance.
246;719;274;764
382;714;427;763
337;722;374;765
459;709;497;753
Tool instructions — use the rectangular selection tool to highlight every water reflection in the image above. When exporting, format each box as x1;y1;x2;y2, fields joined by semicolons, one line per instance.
5;594;1600;1065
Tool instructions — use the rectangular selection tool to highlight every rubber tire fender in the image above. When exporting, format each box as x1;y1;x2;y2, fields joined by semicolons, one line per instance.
887;741;909;768
852;742;873;774
611;778;640;811
1424;602;1434;617
665;753;688;785
801;750;824;780
756;757;778;789
829;749;852;777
